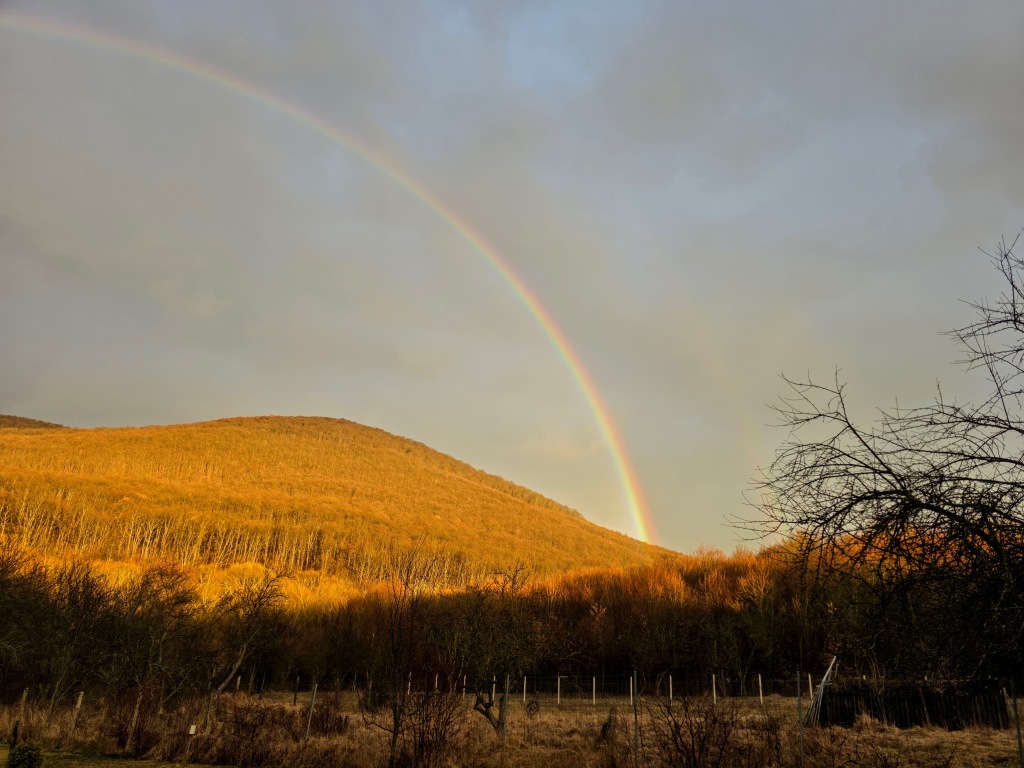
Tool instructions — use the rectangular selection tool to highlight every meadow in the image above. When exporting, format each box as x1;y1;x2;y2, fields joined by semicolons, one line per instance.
3;688;1021;768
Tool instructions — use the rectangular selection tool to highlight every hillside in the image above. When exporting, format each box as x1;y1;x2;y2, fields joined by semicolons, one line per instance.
0;415;666;591
0;414;65;429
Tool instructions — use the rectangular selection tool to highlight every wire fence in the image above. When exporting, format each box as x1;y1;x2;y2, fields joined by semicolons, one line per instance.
274;670;1024;725
284;670;949;704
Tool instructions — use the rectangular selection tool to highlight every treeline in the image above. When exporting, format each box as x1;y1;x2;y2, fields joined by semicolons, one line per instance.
2;536;1016;720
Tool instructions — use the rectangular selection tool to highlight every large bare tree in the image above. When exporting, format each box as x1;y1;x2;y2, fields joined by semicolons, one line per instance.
755;234;1024;676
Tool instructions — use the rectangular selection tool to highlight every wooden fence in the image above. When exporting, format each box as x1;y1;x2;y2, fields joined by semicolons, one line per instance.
819;682;1011;729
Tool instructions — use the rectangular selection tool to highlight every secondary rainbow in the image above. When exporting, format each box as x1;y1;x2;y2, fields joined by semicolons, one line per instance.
0;11;657;544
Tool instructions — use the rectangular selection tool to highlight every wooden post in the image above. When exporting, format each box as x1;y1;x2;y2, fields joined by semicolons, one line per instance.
629;674;633;707
462;675;466;699
18;688;28;725
593;676;597;707
557;676;561;706
712;674;717;705
632;670;640;765
235;674;241;694
408;672;412;696
69;691;84;740
500;675;510;751
669;674;673;702
434;673;438;692
203;691;216;735
126;687;145;753
523;676;527;704
807;673;813;700
184;725;196;764
304;682;317;741
294;675;300;706
1011;680;1024;768
492;675;496;703
797;671;804;768
758;674;764;705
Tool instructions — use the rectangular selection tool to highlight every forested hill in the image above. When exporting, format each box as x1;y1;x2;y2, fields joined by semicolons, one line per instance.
0;415;666;589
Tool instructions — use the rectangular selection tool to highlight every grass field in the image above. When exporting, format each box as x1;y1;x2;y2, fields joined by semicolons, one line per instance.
3;692;1022;768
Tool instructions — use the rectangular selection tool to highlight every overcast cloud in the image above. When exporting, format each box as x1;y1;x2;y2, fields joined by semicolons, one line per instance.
1;0;1022;550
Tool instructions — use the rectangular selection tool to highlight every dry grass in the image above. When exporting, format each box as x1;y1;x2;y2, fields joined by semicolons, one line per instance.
3;694;1021;768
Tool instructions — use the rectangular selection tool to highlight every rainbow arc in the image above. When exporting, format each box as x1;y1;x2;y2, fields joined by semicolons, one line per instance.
0;11;658;544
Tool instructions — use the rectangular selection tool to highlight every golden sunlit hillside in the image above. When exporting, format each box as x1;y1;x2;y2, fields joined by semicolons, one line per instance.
0;415;667;591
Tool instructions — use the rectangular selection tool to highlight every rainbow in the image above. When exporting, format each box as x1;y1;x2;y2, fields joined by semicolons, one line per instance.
0;11;658;544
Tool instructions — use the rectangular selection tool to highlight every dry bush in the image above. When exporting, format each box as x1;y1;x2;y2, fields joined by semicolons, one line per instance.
102;685;162;755
399;691;467;768
642;695;780;768
307;691;352;738
594;706;633;768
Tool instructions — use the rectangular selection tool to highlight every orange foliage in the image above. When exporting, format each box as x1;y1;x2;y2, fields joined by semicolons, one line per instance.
0;415;670;598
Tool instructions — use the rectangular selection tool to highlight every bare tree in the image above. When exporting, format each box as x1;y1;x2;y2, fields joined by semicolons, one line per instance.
211;571;286;695
361;544;461;768
755;234;1024;676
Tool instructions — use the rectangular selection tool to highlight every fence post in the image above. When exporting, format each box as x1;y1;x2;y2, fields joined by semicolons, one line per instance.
523;676;527;704
293;675;300;706
557;676;561;706
304;682;317;741
669;674;673;702
69;691;84;740
758;674;763;706
797;671;804;768
629;674;634;708
593;676;597;707
632;670;640;766
1011;679;1024;768
712;674;717;705
501;675;510;751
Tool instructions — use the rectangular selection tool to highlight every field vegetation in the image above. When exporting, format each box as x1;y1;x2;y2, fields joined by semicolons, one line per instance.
2;685;1020;768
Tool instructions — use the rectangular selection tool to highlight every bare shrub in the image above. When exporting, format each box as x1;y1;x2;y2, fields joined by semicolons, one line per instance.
388;691;465;768
213;700;282;767
643;695;787;768
307;691;351;738
102;684;161;756
595;706;632;768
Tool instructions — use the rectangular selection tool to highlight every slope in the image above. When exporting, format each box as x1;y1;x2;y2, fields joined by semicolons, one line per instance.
0;416;666;587
0;415;65;429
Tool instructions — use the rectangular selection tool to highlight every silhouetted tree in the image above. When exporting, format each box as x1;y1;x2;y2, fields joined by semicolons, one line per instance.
756;233;1024;676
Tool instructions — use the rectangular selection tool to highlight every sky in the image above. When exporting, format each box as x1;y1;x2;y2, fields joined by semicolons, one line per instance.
1;1;1022;552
